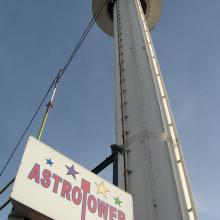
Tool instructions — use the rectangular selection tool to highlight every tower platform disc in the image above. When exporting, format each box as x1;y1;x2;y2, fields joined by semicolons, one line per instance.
92;0;163;36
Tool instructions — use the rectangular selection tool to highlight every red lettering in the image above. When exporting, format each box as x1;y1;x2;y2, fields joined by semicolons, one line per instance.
28;163;40;184
81;179;91;220
61;179;72;201
52;174;62;193
72;186;82;205
41;169;52;188
118;210;125;220
87;195;97;213
98;199;109;220
109;206;117;220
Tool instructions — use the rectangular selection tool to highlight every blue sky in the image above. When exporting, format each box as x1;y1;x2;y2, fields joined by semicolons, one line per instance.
0;0;220;219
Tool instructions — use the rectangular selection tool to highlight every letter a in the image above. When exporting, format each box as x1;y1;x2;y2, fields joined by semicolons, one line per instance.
28;163;40;184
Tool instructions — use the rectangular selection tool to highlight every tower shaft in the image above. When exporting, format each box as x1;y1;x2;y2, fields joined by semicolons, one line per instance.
114;0;197;219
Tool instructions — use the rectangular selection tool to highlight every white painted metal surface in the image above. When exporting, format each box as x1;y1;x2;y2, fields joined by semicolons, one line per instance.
10;136;134;220
112;0;198;219
92;0;162;36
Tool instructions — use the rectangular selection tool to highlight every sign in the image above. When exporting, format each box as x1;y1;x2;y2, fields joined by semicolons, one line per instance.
10;136;134;220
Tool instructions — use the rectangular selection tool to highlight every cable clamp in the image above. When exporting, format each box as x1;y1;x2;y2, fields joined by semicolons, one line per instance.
56;69;63;83
46;101;53;108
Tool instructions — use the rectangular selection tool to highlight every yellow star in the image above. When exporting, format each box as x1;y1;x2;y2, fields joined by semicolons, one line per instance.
95;181;110;198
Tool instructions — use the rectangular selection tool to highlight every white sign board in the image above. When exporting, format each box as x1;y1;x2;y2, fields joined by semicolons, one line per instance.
10;136;134;220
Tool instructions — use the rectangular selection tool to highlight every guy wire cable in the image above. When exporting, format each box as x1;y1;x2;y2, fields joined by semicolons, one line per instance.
0;0;107;179
0;77;56;177
37;69;62;141
0;0;108;212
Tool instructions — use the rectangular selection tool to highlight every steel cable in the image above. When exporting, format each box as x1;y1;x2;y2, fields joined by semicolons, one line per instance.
0;0;107;179
0;0;108;212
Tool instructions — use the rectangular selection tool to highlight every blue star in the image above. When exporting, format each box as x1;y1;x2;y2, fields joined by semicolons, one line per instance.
65;164;79;179
46;158;54;167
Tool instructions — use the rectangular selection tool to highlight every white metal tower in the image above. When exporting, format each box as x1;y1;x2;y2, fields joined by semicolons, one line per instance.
92;0;198;219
